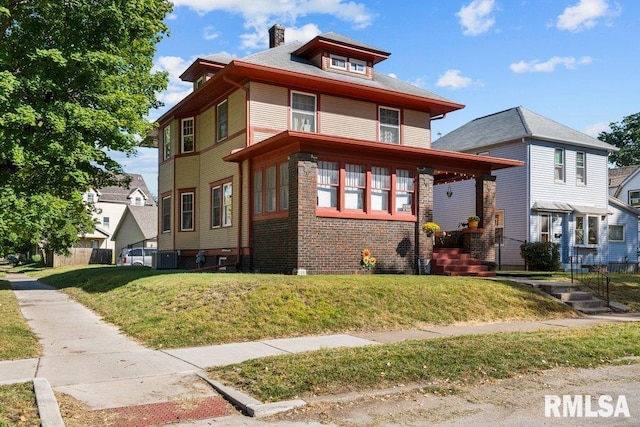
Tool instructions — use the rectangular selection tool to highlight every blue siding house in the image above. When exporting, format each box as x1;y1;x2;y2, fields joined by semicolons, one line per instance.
432;106;631;270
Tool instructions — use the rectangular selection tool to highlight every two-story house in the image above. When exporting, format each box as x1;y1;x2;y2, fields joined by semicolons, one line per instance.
80;174;157;256
608;165;640;266
432;106;631;270
156;25;521;273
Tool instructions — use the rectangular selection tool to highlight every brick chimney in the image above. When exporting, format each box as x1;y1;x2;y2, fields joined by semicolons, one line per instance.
268;24;285;48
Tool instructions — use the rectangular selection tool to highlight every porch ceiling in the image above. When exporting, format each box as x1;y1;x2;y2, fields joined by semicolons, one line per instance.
224;131;523;182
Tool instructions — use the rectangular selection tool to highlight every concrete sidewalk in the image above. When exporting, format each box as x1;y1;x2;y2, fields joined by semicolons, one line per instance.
2;273;640;426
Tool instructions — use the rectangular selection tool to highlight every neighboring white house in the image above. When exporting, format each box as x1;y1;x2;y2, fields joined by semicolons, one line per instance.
111;205;158;257
432;106;629;270
79;174;156;255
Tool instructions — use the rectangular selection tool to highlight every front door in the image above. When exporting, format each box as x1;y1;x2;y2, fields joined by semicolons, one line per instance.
540;213;567;263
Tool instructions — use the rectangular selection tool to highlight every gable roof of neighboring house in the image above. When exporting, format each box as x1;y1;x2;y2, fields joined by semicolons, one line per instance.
609;195;640;217
111;205;158;241
94;174;155;206
432;106;618;153
609;165;640;191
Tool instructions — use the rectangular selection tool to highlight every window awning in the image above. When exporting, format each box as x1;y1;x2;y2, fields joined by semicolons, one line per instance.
532;201;610;215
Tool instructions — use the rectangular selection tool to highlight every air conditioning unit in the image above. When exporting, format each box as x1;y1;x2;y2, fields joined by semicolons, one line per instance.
154;251;178;269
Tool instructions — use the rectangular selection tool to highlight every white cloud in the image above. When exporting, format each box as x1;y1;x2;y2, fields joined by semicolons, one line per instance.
166;13;178;20
436;70;475;89
456;0;496;36
584;121;610;137
388;73;397;79
556;0;621;32
203;25;220;40
510;56;592;73
285;23;322;43
172;0;375;49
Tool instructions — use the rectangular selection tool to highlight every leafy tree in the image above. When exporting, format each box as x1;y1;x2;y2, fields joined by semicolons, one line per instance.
0;0;171;254
599;112;640;166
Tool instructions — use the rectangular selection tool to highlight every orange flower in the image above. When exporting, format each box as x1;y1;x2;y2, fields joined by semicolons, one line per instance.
361;248;372;258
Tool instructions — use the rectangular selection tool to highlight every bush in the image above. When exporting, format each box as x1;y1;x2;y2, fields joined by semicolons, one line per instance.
520;242;560;271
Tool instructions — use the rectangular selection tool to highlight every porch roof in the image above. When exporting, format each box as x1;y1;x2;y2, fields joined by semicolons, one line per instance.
532;201;610;215
223;131;523;184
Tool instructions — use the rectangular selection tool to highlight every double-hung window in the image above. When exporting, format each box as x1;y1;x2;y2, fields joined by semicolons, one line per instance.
211;187;221;228
609;225;625;242
576;151;586;185
103;217;110;229
217;100;228;142
181;192;194;231
317;161;339;208
345;164;365;210
349;58;366;74
575;215;598;245
253;171;263;214
291;92;316;132
222;183;232;226
279;163;289;210
396;169;414;212
163;126;171;160
329;54;347;70
371;167;390;211
162;196;171;232
554;148;564;182
379;107;400;144
629;190;640;206
181;118;194;153
265;166;277;212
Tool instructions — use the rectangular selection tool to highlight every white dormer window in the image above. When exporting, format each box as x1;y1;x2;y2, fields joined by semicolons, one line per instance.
87;192;95;203
330;54;347;70
349;58;366;74
135;196;143;206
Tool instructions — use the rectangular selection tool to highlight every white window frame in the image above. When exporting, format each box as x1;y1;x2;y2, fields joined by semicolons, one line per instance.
609;224;625;242
222;183;232;227
317;161;339;208
162;196;171;233
217;99;228;142
181;192;194;231
329;54;347;70
629;190;640;207
395;169;414;213
103;217;110;229
86;192;95;203
181;117;194;153
371;166;390;212
163;125;171;160
575;214;599;245
554;148;565;182
211;186;221;228
291;91;317;132
349;58;366;74
379;107;400;144
279;163;289;211
344;164;365;210
254;170;263;214
266;166;277;212
576;151;586;185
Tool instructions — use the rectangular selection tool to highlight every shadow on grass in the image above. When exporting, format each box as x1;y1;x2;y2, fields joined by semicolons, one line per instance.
34;266;188;293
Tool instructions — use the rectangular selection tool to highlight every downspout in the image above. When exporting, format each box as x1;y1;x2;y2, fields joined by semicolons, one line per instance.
223;74;250;269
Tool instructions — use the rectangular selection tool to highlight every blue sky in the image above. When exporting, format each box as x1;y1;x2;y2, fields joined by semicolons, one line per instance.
116;0;638;196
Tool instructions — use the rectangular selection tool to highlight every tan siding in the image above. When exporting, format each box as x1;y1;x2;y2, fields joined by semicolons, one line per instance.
403;109;431;148
198;135;246;249
228;89;247;139
253;130;280;144
320;95;376;141
174;156;199;189
249;82;288;137
113;214;145;254
196;108;215;151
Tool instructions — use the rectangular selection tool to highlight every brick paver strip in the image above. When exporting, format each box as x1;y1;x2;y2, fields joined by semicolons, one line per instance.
91;396;236;427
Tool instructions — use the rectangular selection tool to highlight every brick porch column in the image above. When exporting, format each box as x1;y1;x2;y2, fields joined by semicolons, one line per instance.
417;168;434;273
290;152;317;274
475;174;496;262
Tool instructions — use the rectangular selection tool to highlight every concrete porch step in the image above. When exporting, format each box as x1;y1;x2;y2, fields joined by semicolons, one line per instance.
552;291;594;302
567;298;609;309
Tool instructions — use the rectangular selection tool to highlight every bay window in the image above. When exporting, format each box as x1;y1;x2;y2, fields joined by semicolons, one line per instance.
575;215;598;245
395;169;414;212
345;164;365;210
266;166;277;212
317;161;339;208
371;167;390;211
279;163;289;210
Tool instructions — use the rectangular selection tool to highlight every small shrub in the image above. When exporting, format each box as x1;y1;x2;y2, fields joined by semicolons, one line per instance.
520;242;560;271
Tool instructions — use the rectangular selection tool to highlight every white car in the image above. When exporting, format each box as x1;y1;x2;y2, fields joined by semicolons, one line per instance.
116;248;156;267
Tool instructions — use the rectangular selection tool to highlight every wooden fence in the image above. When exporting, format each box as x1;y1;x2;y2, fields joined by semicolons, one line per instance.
45;248;113;268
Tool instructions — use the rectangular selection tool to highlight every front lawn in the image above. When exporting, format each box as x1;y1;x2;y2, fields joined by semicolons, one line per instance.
33;266;576;348
0;382;39;426
209;322;640;402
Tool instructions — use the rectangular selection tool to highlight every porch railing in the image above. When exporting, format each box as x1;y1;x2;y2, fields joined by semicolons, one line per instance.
570;255;610;306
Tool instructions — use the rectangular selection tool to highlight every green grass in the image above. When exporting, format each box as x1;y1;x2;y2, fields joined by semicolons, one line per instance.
209;322;640;402
0;382;39;427
607;274;640;311
0;281;40;360
32;266;576;348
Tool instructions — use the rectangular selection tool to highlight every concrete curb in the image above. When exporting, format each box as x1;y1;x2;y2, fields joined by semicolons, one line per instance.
33;377;65;427
197;372;306;417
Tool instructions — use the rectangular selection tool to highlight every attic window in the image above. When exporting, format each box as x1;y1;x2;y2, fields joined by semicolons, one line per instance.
330;54;347;70
349;58;366;74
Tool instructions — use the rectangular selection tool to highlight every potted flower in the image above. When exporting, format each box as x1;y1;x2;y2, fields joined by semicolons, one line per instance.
422;221;441;237
467;215;480;229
